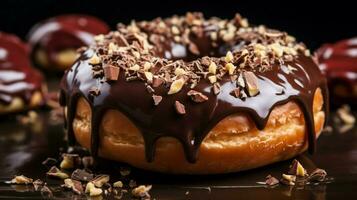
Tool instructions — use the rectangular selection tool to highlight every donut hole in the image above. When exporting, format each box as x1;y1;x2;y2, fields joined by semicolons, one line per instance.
152;31;243;62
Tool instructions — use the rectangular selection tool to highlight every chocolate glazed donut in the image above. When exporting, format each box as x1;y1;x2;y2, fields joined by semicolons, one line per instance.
60;13;328;173
317;37;357;107
0;32;45;114
27;15;109;71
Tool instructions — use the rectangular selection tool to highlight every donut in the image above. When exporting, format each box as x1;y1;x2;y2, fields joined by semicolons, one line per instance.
0;32;46;114
60;13;328;174
27;15;110;71
317;37;357;107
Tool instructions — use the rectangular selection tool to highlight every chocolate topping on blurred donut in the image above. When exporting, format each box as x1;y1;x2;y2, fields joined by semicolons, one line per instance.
0;32;45;112
317;37;357;106
28;15;109;71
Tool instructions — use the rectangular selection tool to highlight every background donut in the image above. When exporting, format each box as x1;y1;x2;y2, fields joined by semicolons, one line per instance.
27;15;109;71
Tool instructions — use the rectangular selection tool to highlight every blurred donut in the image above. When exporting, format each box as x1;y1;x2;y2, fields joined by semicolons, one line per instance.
317;37;357;107
0;32;46;114
27;14;110;71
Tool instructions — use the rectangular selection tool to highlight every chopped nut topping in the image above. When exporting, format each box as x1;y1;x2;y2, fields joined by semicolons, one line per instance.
171;26;180;35
210;32;217;41
208;75;217;83
144;71;154;82
281;174;296;186
143;62;152;71
225;51;234;63
174;101;186;115
94;34;105;42
113;181;123;188
88;53;101;65
187;90;208;103
92;175;110;188
60;154;79;169
288;159;307;177
269;43;284;57
82;12;312;105
46;166;69;179
90;187;102;197
225;63;236;75
243;71;259;97
132;185;152;198
174;68;186;76
11;175;33;184
129;64;140;71
152;95;163;106
168;78;185;94
63;179;83;195
208;61;217;74
85;182;95;193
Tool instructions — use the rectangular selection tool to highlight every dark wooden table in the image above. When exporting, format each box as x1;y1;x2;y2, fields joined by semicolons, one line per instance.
0;110;356;199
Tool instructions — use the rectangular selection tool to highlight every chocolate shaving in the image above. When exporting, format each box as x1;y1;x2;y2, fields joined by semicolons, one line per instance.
152;76;164;87
146;85;155;93
230;88;241;98
89;87;101;97
71;169;94;182
265;175;279;186
308;168;327;182
174;101;186;115
33;179;44;191
152;95;162;106
103;65;120;81
187;90;208;103
82;156;94;168
243;71;259;97
212;82;221;95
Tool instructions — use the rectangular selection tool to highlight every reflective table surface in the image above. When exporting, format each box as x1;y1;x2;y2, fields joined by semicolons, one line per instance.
0;111;356;200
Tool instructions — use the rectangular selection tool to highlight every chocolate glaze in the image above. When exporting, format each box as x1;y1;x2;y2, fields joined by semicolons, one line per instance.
27;15;109;68
317;37;357;105
60;22;328;164
0;32;44;106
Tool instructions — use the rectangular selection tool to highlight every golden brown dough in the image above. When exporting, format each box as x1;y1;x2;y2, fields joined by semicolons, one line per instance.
71;88;325;174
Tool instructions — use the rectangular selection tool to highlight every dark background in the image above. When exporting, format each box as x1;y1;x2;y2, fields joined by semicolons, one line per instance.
0;0;356;50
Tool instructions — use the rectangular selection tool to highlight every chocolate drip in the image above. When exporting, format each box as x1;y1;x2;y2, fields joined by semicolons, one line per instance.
61;49;328;162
